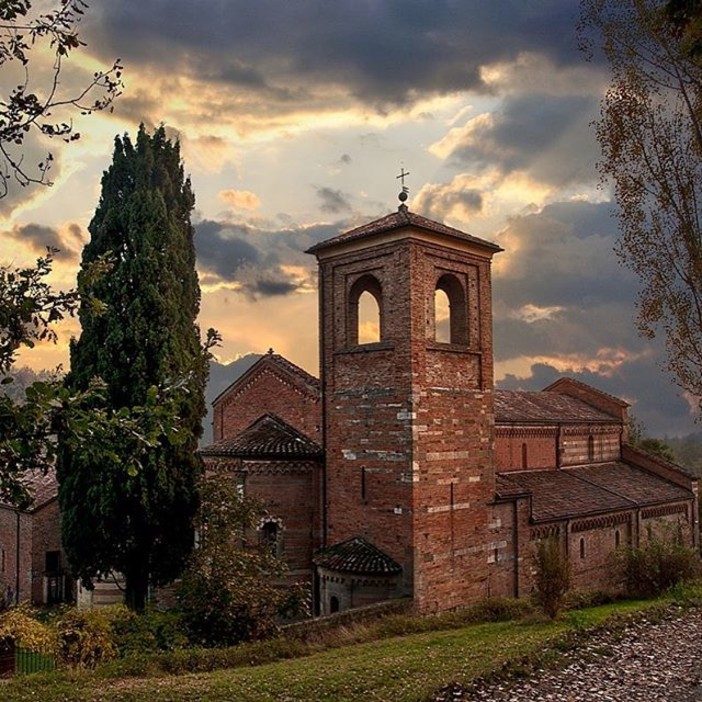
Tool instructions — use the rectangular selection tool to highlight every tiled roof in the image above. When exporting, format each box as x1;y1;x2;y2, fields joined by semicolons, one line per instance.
494;390;616;424
1;469;58;511
498;463;693;522
495;473;531;500
307;206;502;254
569;463;692;506
200;413;323;459
313;536;402;575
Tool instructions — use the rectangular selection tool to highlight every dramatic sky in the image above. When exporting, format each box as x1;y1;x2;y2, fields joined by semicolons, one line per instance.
2;0;698;436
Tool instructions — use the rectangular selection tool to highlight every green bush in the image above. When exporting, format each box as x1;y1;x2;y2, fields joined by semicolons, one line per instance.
617;536;701;597
532;537;571;619
111;610;187;655
55;608;116;669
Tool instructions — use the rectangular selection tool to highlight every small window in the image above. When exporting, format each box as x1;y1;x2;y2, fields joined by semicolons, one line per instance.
615;530;621;548
579;537;586;559
521;443;528;470
260;521;280;556
587;435;595;461
361;466;366;502
330;596;340;613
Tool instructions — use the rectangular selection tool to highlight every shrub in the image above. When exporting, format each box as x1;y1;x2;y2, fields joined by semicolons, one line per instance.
532;537;571;619
0;606;54;653
177;474;308;647
55;608;116;669
111;610;188;655
617;536;701;597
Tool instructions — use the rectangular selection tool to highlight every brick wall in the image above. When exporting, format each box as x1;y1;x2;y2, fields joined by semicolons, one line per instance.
486;497;531;598
213;362;320;442
317;229;499;613
560;425;622;466
31;499;71;604
496;427;557;471
243;460;321;585
0;506;32;604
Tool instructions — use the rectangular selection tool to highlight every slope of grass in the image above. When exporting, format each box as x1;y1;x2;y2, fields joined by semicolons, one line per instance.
0;596;676;702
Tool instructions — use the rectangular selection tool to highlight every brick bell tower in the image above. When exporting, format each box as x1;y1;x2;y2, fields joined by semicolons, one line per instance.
308;188;502;613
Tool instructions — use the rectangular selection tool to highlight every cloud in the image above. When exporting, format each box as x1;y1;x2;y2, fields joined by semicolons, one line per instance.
2;223;85;262
195;217;338;299
316;187;352;214
218;190;261;210
414;178;484;220
86;1;587;112
432;93;600;187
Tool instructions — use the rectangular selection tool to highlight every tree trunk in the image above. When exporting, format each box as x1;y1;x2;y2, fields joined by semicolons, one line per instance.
124;567;149;612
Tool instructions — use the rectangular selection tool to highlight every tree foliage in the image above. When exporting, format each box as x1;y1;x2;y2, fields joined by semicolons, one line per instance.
178;473;306;647
0;0;122;197
0;251;180;509
581;0;702;408
532;537;571;619
58;125;218;611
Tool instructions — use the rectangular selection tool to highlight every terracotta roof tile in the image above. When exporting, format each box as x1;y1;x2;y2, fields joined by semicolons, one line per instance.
200;413;323;459
313;536;402;575
307;206;501;254
569;463;691;506
498;463;693;522
494;390;615;424
500;468;635;521
1;469;58;511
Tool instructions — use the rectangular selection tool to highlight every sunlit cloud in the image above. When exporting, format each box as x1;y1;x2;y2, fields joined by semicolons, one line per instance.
218;189;261;210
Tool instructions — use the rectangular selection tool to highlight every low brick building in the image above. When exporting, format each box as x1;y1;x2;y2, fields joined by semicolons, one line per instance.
201;203;699;615
0;470;74;606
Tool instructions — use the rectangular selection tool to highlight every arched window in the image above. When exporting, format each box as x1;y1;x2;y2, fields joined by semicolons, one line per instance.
587;435;595;462
358;291;380;344
579;537;586;559
348;275;383;346
434;274;468;345
260;521;280;556
434;288;451;343
615;530;621;548
330;596;340;613
521;442;528;470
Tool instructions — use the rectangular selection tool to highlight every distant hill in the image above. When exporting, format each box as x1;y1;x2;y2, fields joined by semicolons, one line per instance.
666;432;702;477
202;354;262;444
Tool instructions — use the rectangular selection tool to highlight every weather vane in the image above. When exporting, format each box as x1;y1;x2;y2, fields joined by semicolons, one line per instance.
396;166;410;205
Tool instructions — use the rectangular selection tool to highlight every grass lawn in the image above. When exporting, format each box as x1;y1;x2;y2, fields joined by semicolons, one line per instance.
0;598;672;702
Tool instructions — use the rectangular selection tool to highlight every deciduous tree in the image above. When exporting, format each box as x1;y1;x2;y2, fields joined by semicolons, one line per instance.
178;473;306;647
581;0;702;408
0;0;122;197
58;125;217;611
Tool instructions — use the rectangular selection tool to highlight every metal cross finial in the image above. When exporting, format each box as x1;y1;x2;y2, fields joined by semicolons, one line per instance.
397;166;410;206
396;167;410;188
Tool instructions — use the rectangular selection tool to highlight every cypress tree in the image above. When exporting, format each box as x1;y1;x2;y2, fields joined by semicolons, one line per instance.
58;125;208;611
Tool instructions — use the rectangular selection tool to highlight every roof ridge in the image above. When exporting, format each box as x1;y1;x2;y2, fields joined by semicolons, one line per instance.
307;208;501;254
200;412;322;458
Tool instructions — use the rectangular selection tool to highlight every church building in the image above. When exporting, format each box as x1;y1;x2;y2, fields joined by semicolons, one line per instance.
201;201;699;616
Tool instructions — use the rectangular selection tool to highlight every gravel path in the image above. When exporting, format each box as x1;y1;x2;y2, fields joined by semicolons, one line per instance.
433;608;702;702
